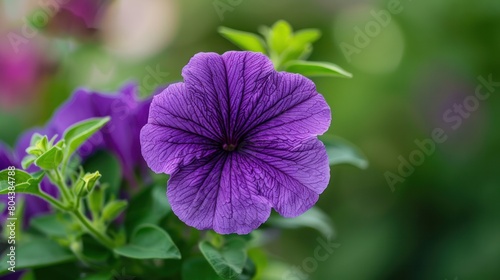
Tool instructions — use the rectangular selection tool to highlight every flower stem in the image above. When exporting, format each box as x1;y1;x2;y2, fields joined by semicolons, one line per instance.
70;209;115;249
55;168;73;202
38;191;68;211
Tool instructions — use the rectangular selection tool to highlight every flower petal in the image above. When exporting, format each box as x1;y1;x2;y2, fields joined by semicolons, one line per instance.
243;138;330;217
241;72;331;141
182;51;275;141
141;83;220;174
167;153;271;234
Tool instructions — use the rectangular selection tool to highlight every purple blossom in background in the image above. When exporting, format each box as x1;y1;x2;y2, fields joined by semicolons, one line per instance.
141;51;331;234
0;35;52;109
47;0;107;38
17;83;152;185
0;82;152;237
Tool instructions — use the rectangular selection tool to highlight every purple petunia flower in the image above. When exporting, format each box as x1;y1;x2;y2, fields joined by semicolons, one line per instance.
141;51;331;234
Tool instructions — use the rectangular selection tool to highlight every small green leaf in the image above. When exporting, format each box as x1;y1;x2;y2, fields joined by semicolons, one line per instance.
199;238;247;280
0;168;32;188
34;146;63;170
267;207;334;239
0;236;76;273
29;133;44;146
0;170;44;196
268;20;293;54
87;185;105;217
21;155;37;169
182;257;224;280
279;29;321;63
30;213;72;238
218;27;266;53
323;136;369;169
293;29;322;45
63;117;110;158
284;60;353;78
101;200;127;223
113;224;181;259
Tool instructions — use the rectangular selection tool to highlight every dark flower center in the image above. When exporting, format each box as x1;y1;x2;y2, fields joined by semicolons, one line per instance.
222;143;237;152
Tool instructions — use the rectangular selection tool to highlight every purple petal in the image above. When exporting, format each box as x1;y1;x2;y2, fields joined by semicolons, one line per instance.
182;52;275;141
243;138;330;217
167;153;271;234
242;72;331;141
141;83;220;174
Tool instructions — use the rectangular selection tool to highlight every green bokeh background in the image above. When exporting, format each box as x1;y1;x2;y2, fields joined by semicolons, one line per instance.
1;0;499;279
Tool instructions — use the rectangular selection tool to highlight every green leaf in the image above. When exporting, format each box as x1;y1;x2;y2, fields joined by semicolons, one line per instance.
34;146;63;170
21;155;36;169
125;184;171;232
30;213;72;238
29;133;44;146
63;117;110;158
87;185;105;217
284;60;353;78
218;27;266;53
0;168;32;189
268;20;293;54
293;29;322;45
0;170;44;196
113;224;181;259
280;29;321;63
199;238;247;280
101;200;127;223
0;236;76;273
267;207;334;239
323;136;369;169
182;257;224;280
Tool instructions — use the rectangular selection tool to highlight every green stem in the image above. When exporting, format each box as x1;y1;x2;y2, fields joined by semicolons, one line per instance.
71;209;115;249
38;191;68;211
48;169;73;205
56;169;73;200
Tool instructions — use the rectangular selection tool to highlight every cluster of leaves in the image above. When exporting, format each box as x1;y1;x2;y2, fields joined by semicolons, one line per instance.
0;21;367;280
219;20;353;77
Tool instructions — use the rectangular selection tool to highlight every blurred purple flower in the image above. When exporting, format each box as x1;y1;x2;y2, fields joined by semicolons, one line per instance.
0;37;52;109
141;51;331;234
17;83;152;185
